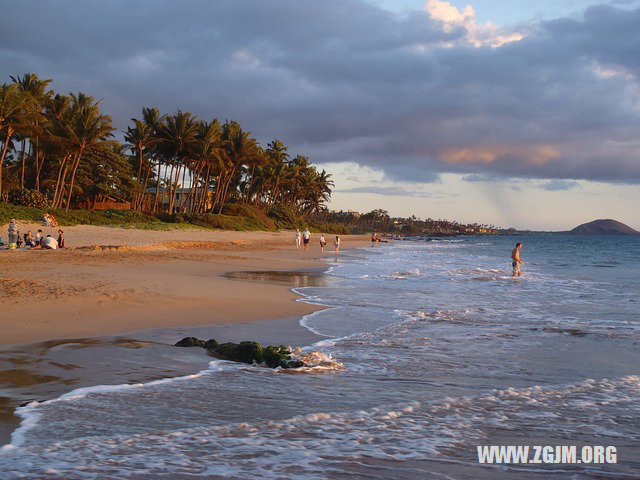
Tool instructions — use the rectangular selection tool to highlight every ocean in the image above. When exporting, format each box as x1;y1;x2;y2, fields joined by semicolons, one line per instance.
1;235;639;479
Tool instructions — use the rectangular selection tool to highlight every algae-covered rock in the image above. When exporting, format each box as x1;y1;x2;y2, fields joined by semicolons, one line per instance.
175;336;305;368
235;341;264;364
285;359;305;369
175;337;205;347
263;345;290;368
213;342;239;359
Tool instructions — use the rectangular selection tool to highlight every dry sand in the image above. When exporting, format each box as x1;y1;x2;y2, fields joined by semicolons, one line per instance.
0;223;369;346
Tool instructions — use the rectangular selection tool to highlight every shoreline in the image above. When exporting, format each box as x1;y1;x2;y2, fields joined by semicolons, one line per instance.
0;226;372;446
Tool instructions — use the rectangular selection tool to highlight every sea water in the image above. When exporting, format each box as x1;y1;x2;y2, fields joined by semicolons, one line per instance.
1;235;639;479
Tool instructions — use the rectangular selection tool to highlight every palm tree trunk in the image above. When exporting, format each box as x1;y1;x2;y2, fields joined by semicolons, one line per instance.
20;139;27;188
153;162;161;212
65;151;83;211
217;166;237;214
35;135;41;191
53;158;70;209
179;164;188;212
141;163;152;211
166;162;175;213
0;127;15;199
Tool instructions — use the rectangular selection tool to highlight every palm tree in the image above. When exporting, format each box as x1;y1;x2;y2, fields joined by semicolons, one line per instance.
0;83;33;199
124;110;164;210
10;73;52;190
48;93;114;209
215;121;262;213
155;111;199;213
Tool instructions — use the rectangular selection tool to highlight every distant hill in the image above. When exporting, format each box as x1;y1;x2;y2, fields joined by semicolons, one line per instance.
569;219;639;235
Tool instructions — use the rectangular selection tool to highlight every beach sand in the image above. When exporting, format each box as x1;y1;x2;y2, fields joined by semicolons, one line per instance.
0;224;368;346
0;224;370;444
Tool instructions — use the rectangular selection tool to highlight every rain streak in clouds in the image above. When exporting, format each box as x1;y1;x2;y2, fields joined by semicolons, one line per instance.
2;0;640;185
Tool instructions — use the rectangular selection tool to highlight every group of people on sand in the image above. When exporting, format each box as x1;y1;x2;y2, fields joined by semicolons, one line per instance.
295;228;341;254
2;218;65;250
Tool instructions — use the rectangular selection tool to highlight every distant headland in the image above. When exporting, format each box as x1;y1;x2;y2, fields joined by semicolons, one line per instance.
568;219;639;235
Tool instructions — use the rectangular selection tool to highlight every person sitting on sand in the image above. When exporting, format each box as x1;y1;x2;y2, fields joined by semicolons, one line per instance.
24;230;37;248
35;229;43;245
295;228;301;250
319;234;326;253
43;234;58;250
16;231;23;248
511;242;523;277
57;229;65;249
302;228;310;251
334;235;341;254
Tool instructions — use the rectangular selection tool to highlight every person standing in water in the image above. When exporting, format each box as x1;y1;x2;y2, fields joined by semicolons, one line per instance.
511;242;523;277
295;228;301;250
319;234;326;253
334;235;341;254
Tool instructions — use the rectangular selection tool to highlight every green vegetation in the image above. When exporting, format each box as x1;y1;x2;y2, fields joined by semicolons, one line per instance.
0;73;333;221
311;209;498;236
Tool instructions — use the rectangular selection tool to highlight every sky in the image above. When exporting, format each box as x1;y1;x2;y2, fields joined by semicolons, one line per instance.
1;0;639;230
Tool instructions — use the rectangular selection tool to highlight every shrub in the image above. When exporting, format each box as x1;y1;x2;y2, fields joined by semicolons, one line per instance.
311;222;350;235
8;188;51;208
222;203;275;230
268;204;303;230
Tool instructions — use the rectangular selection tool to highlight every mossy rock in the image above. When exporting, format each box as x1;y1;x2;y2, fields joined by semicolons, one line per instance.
175;337;205;347
213;342;240;359
235;341;264;364
175;337;301;368
263;345;290;368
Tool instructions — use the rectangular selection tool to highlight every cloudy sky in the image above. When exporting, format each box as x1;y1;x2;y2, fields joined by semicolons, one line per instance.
2;0;639;230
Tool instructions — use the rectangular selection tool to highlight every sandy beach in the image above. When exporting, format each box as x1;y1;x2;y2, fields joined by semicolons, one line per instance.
0;224;369;346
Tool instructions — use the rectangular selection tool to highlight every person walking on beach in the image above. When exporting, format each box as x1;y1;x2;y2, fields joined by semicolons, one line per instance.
511;242;523;277
295;228;301;250
319;234;326;253
334;235;341;254
302;228;311;251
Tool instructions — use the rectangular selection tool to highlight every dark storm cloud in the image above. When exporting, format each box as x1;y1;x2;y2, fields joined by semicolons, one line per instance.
2;1;639;183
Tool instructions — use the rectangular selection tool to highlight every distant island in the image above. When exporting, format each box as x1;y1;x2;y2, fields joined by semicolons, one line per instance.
569;219;639;235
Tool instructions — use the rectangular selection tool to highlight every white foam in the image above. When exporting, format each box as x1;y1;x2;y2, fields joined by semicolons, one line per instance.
1;360;235;452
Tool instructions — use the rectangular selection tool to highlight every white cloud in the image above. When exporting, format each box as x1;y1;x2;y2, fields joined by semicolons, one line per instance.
424;0;523;47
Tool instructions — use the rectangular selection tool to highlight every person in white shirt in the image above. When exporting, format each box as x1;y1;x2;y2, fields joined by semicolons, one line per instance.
43;235;58;250
295;229;301;250
319;235;326;253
